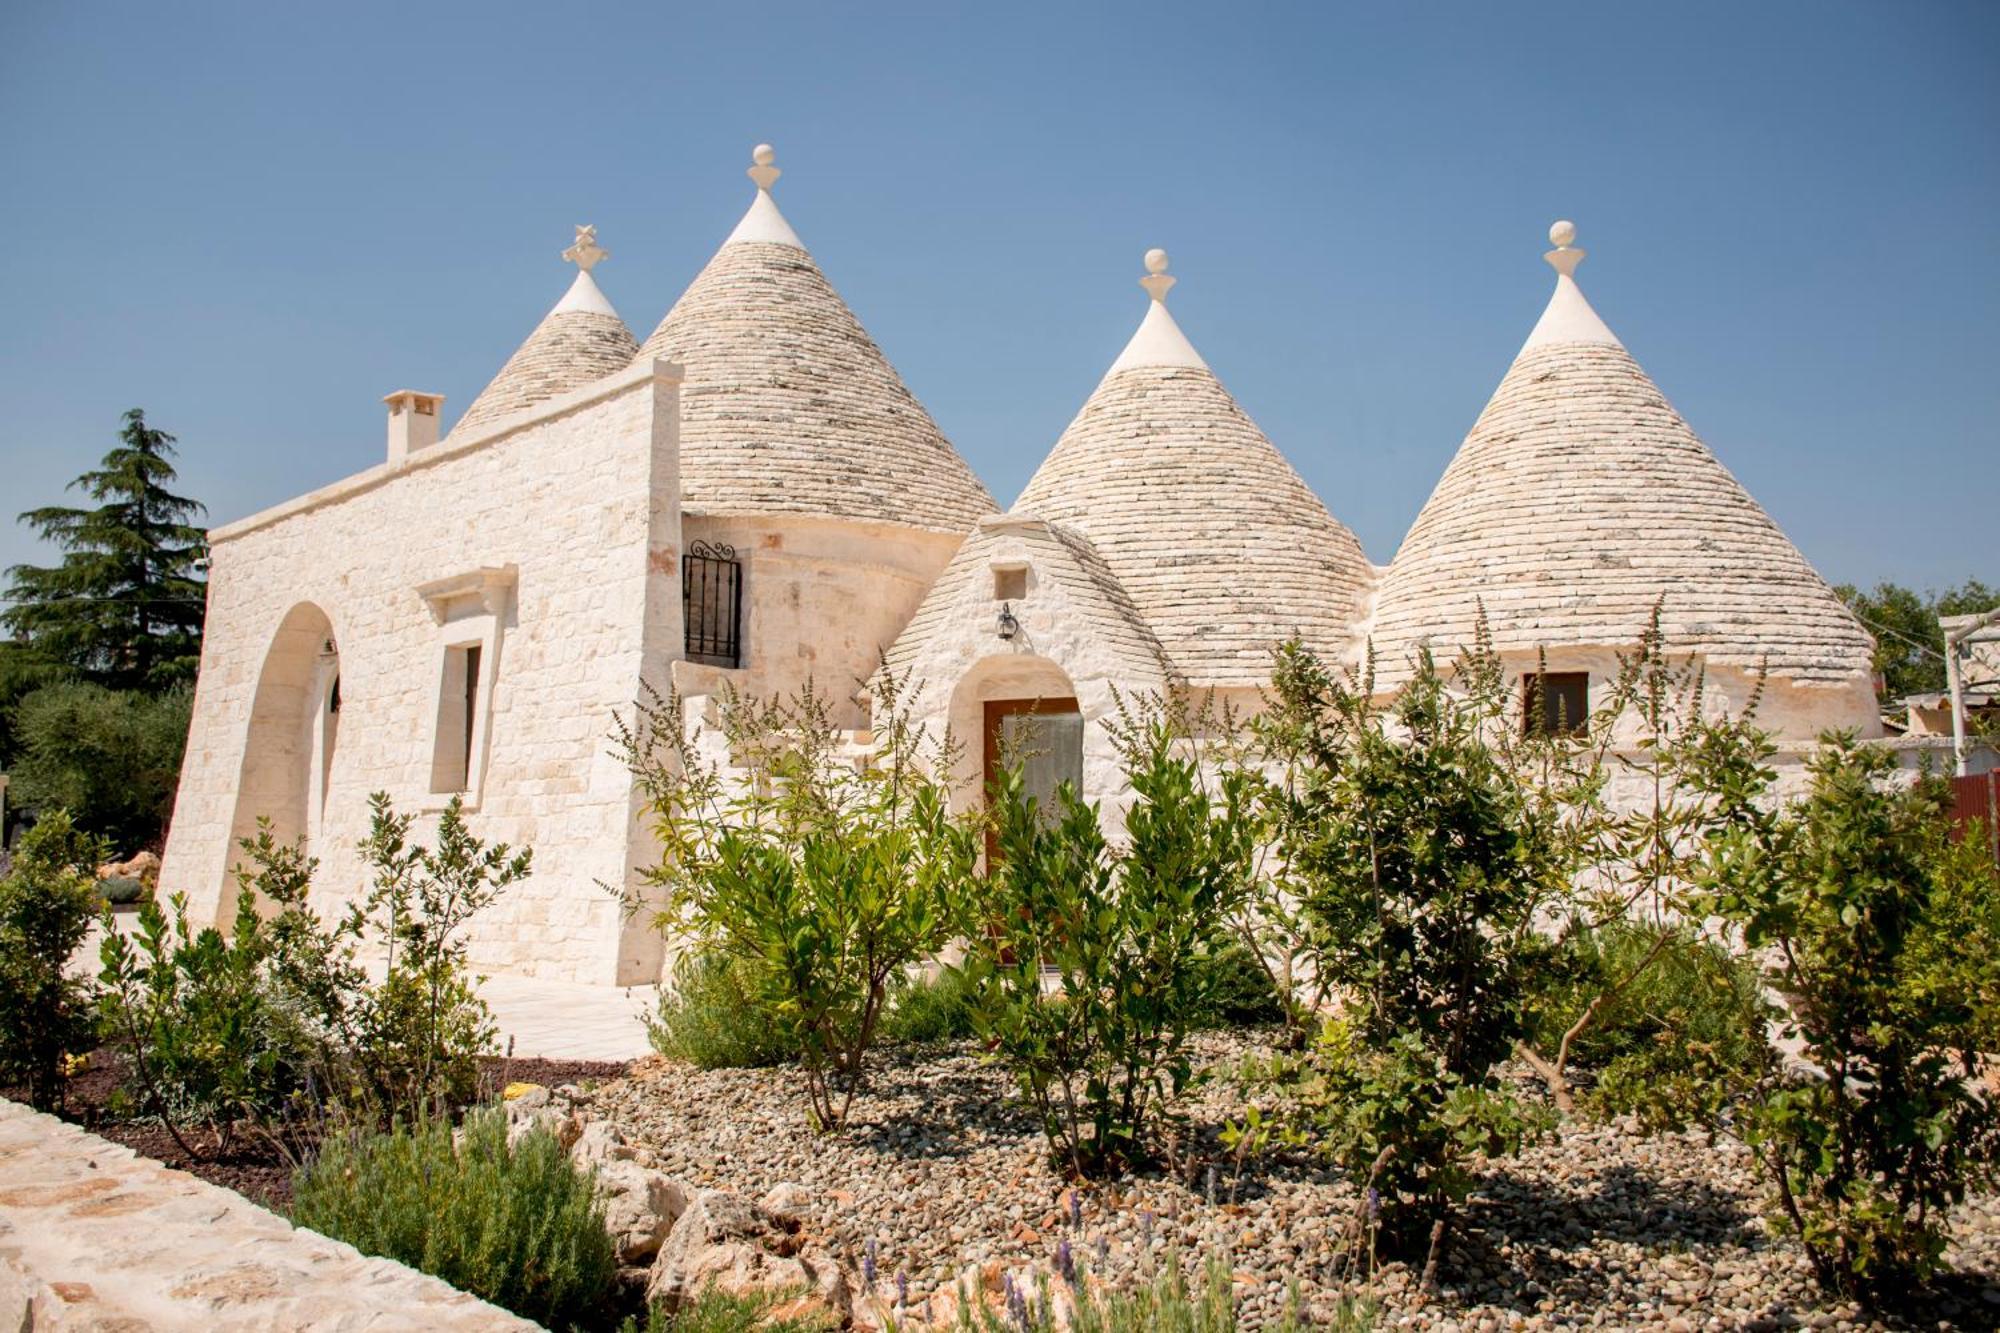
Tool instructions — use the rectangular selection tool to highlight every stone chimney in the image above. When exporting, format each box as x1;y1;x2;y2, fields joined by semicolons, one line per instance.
384;390;445;465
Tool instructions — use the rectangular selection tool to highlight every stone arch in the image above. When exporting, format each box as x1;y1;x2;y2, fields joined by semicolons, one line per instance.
221;601;341;923
945;652;1087;816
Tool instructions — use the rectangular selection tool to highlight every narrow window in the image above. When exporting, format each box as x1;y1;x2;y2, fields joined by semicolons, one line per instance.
431;643;484;792
993;567;1027;601
683;540;743;668
1523;671;1590;738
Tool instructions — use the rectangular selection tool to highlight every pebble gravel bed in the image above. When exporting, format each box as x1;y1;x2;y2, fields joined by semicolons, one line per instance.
572;1033;2000;1330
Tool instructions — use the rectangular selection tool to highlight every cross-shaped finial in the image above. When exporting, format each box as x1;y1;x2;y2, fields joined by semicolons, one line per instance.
562;224;608;272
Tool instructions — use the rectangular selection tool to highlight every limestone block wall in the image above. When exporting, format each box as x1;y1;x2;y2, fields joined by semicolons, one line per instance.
0;1099;538;1331
679;513;963;727
160;363;683;985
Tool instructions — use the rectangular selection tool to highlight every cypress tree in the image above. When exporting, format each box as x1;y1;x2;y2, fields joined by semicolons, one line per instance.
4;409;208;689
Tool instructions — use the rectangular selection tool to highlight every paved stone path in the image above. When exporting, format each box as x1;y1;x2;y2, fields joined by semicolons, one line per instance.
0;1099;536;1330
475;970;656;1063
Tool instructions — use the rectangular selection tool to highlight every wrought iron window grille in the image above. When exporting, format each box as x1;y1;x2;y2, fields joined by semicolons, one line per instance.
683;540;743;668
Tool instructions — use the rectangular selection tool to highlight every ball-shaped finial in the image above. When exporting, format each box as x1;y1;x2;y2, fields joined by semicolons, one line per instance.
752;144;776;167
1549;219;1577;249
1144;248;1169;275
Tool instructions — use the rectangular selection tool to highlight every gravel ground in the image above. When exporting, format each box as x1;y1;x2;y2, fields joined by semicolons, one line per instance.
573;1033;2000;1331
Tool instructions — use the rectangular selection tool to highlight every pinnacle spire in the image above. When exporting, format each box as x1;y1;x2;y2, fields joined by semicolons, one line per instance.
725;141;804;248
1108;247;1206;373
1522;218;1621;350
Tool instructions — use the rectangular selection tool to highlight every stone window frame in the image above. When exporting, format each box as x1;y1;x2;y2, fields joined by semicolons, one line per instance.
415;565;516;811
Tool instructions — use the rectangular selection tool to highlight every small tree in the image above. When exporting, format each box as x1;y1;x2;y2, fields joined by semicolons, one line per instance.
7;680;191;850
1252;643;1557;1277
5;409;208;690
963;696;1258;1177
0;814;104;1110
617;674;978;1130
1703;738;2000;1305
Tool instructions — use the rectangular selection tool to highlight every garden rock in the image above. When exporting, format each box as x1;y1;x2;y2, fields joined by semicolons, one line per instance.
646;1187;850;1322
596;1161;688;1264
571;1120;635;1168
759;1181;813;1223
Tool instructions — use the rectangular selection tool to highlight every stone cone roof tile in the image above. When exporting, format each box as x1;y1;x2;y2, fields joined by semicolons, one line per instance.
453;271;639;438
884;516;1173;685
1014;331;1373;686
1369;283;1873;685
633;201;993;532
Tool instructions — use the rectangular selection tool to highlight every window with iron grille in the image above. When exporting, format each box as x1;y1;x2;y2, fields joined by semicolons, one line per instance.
683;540;743;668
1522;671;1589;738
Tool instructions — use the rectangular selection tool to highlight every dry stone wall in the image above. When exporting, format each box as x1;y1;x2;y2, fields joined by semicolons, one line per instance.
0;1098;537;1331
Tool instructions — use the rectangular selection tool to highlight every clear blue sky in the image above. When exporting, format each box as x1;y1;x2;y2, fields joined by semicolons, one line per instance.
1;2;1994;595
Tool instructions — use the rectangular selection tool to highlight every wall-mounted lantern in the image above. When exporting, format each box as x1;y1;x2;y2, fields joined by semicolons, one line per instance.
997;602;1019;642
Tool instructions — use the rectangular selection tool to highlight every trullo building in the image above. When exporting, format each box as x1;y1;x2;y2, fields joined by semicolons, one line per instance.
159;151;1880;985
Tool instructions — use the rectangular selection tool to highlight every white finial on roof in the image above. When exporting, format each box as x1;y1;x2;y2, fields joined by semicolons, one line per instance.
552;224;619;317
1522;217;1620;350
1544;219;1585;277
561;224;608;272
1109;247;1206;373
726;142;805;248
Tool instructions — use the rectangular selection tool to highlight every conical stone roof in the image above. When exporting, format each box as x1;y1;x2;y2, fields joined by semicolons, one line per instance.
632;147;993;532
453;229;639;438
1012;251;1374;687
1367;223;1873;686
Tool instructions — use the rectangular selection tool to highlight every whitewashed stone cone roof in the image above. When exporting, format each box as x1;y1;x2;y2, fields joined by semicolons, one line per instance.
885;514;1173;684
1011;255;1374;686
632;153;993;532
1367;227;1873;686
454;267;640;437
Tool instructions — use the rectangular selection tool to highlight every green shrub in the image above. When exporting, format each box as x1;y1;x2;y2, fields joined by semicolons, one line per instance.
1703;739;2000;1305
1522;920;1769;1130
98;794;522;1139
1250;645;1556;1263
964;699;1257;1177
617;675;979;1130
293;1107;617;1331
649;950;791;1069
881;965;982;1045
1190;940;1286;1030
8;681;190;852
0;814;104;1110
97;886;305;1148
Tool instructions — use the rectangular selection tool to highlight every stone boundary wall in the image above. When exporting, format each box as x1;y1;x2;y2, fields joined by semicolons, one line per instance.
0;1099;535;1330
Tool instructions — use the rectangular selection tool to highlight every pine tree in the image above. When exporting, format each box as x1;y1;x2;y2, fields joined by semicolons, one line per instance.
4;409;208;689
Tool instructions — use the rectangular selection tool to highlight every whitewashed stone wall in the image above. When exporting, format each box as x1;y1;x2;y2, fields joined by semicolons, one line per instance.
161;364;683;986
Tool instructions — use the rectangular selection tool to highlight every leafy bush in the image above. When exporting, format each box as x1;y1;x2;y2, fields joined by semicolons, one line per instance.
0;813;104;1110
881;964;983;1045
649;949;792;1069
8;681;190;852
97;886;305;1151
99;794;520;1139
617;676;979;1130
1190;940;1286;1030
964;699;1257;1177
293;1108;617;1331
620;1287;838;1331
1703;739;2000;1305
1250;645;1557;1267
1522;920;1769;1130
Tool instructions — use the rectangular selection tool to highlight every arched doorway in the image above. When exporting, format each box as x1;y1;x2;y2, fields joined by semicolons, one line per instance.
222;602;339;923
946;654;1085;852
